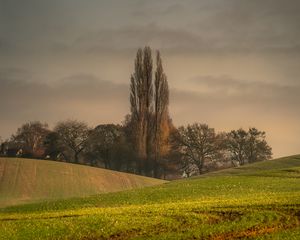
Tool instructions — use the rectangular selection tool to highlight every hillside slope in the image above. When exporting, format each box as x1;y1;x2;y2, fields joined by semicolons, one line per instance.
202;154;300;177
0;158;166;207
1;155;300;240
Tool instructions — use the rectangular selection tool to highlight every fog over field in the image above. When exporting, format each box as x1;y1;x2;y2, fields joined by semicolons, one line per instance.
1;0;300;158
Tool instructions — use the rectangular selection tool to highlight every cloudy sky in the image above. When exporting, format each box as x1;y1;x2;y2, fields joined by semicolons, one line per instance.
0;0;299;158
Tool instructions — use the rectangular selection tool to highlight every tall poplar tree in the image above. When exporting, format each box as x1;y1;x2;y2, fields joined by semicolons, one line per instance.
130;47;171;177
130;47;153;174
153;51;170;177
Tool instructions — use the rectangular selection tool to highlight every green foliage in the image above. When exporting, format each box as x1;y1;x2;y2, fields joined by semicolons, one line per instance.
1;155;300;239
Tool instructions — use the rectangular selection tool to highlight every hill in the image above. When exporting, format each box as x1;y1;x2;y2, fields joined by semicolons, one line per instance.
1;155;300;239
0;157;166;207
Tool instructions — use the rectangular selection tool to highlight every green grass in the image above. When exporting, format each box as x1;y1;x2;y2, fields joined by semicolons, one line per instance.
0;158;165;208
1;155;300;239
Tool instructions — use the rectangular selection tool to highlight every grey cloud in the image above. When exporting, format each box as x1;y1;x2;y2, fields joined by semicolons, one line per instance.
159;3;184;15
0;70;129;139
0;71;129;106
191;75;297;90
190;75;300;106
170;86;300;158
193;0;300;51
73;22;300;55
74;25;206;54
132;2;184;17
0;39;12;53
55;74;129;101
2;0;300;55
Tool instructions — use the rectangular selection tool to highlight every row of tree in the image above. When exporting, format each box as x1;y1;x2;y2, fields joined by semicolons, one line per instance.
172;124;272;176
0;120;272;178
0;46;272;179
0;121;134;170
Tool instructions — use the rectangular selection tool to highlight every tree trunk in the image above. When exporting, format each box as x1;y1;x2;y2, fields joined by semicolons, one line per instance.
74;152;79;164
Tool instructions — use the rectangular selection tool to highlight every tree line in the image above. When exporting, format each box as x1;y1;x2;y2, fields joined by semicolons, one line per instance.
0;47;272;179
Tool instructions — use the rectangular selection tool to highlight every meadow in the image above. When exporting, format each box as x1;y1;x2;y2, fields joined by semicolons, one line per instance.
0;155;300;239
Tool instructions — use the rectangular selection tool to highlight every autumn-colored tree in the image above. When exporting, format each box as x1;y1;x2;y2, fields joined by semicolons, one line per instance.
11;121;49;158
130;47;153;174
153;51;170;177
130;47;171;176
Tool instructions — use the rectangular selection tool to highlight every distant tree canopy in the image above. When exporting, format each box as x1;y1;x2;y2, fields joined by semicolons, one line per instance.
171;125;272;176
44;131;65;160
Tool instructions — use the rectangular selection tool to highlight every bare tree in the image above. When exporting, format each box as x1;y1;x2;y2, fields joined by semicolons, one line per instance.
54;120;91;163
129;47;171;176
130;46;153;174
174;123;222;175
226;129;248;166
227;128;272;165
153;51;170;177
44;131;68;161
11;121;49;158
86;124;122;169
247;128;272;162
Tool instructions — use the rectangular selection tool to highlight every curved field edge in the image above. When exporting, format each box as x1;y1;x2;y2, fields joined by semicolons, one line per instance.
0;157;166;208
0;155;300;239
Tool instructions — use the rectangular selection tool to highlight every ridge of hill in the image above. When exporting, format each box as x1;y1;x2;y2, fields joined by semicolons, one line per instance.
0;157;166;207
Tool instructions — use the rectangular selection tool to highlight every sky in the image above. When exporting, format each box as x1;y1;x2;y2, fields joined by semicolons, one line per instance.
0;0;299;158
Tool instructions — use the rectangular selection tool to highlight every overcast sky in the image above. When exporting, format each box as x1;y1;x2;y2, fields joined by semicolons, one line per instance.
0;0;300;158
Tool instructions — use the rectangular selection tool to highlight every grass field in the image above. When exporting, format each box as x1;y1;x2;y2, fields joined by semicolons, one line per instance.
0;158;165;207
0;155;300;239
